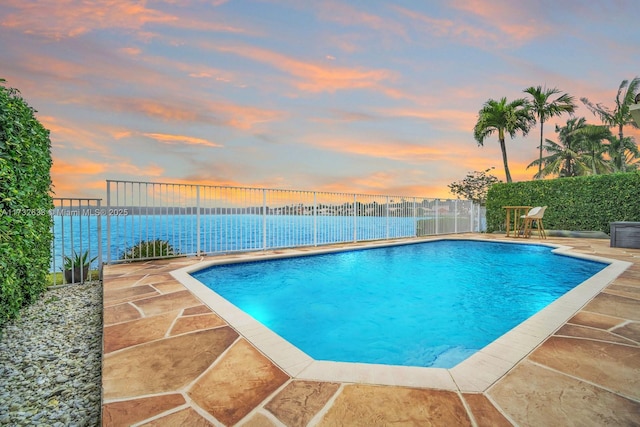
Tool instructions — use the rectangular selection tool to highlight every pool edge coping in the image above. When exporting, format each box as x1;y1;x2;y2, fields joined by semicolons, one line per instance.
170;236;632;393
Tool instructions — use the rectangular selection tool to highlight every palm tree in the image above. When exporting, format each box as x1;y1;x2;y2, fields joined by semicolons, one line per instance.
473;97;532;183
577;124;614;175
581;77;640;171
528;117;591;178
523;86;576;178
606;136;640;172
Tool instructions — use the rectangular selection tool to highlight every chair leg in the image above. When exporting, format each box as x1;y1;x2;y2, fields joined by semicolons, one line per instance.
538;219;546;239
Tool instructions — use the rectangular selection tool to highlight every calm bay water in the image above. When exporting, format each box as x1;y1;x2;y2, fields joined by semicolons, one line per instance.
51;214;424;271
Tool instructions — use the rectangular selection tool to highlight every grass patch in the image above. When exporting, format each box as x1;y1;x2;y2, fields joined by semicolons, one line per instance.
47;270;100;287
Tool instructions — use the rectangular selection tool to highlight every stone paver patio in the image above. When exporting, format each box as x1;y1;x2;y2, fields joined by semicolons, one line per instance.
101;234;640;426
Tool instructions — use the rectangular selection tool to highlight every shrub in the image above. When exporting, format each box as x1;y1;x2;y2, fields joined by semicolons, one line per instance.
0;79;53;327
120;239;178;261
485;172;640;233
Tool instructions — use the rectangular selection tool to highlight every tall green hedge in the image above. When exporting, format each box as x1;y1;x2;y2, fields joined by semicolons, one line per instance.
0;80;53;327
485;172;640;233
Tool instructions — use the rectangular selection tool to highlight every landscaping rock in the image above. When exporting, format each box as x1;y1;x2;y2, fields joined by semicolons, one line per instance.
0;282;102;426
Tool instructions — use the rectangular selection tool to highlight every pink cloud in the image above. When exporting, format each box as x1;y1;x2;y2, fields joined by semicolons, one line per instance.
142;133;223;148
393;3;548;49
313;1;408;40
211;43;395;93
1;0;177;40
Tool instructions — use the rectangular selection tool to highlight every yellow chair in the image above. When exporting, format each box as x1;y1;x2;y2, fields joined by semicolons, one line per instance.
522;206;547;239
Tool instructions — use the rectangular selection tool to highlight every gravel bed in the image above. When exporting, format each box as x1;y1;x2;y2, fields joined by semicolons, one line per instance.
0;282;102;426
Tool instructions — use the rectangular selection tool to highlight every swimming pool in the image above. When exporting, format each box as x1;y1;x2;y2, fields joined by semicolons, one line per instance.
190;240;606;368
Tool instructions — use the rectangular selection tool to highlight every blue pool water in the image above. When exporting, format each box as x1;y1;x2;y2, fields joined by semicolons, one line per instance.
191;240;606;368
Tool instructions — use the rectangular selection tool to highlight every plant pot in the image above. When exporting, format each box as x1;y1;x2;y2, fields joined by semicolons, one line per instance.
64;266;90;284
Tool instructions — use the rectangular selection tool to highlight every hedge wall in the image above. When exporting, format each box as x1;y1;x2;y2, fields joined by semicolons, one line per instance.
0;81;53;327
485;172;640;234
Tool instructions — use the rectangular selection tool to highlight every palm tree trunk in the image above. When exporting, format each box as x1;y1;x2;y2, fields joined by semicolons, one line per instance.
619;124;626;172
499;136;512;182
538;120;544;178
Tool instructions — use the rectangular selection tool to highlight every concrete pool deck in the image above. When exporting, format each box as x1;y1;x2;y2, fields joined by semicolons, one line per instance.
101;234;640;426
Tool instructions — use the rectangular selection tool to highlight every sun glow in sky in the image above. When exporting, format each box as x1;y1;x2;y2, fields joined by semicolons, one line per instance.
1;0;638;199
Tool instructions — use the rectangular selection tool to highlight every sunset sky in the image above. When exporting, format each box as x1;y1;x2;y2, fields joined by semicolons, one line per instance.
1;0;638;199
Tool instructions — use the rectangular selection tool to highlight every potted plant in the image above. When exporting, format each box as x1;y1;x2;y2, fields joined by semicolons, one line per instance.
63;250;97;284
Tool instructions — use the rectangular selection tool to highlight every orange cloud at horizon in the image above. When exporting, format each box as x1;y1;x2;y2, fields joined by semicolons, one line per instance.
51;156;165;197
306;138;449;163
376;107;478;133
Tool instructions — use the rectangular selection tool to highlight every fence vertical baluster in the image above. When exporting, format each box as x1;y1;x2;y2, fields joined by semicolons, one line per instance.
262;189;267;250
196;185;201;256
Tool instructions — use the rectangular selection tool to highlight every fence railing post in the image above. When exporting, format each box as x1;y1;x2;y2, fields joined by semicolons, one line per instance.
106;180;111;264
97;199;103;278
454;199;458;234
313;191;317;247
262;189;267;250
196;185;201;256
386;196;390;240
413;197;417;237
353;194;357;243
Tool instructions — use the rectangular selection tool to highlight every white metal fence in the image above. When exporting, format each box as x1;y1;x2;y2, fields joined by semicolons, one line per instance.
49;181;485;278
104;180;485;263
51;198;103;285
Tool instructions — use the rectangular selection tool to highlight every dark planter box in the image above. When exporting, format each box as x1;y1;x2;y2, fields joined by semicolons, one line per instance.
64;266;90;284
610;222;640;249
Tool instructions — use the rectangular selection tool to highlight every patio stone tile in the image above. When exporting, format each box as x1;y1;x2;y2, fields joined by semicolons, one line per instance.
103;311;179;354
153;280;187;294
238;413;279;426
102;274;147;291
612;322;640;343
488;361;640;427
528;336;640;399
604;284;640;300
183;305;212;315
103;264;149;275
582;293;640;321
317;384;472;427
169;312;226;336
139;408;215;426
554;324;638;345
265;381;341;427
188;339;289;426
567;311;625;330
133;290;202;317
102;393;186;426
461;393;512;427
103;284;159;305
614;275;640;288
140;264;190;274
103;327;238;400
618;268;640;282
103;302;141;326
135;273;175;286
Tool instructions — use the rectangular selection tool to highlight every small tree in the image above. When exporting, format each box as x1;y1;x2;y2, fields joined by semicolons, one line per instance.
448;168;501;205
